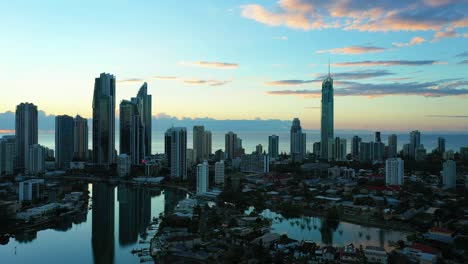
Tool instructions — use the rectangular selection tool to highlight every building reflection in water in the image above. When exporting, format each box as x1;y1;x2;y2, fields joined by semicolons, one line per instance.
118;185;151;245
163;188;186;215
92;183;115;264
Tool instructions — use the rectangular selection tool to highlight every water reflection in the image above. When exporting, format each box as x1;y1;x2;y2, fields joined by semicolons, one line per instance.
261;209;408;250
117;185;151;245
92;183;115;264
164;188;186;215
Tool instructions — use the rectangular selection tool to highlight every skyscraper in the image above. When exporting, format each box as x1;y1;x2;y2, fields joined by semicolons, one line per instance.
196;161;209;194
136;83;152;156
351;136;361;159
15;103;38;171
441;160;456;189
193;126;205;163
120;99;145;165
437;137;446;154
268;135;279;159
92;73;116;167
27;144;46;174
225;131;237;160
74;115;88;161
204;130;212;157
290;118;306;162
166;127;187;180
374;131;381;143
387;134;398;158
215;160;225;185
385;158;404;186
321;69;334;159
55;115;75;169
256;144;263;154
409;130;421;158
0;136;15;176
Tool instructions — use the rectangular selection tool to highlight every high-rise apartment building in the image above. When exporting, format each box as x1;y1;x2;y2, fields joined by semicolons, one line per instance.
225;131;237;160
268;135;279;159
55;115;75;169
92;73;116;167
74;115;88;161
15;103;38;171
290;118;306;162
0;136;15;176
27;144;46;174
409;130;421;158
385;158;404;186
215;160;225;185
351;136;361;159
442;160;456;189
136;83;152;156
120;99;145;165
256;144;263;155
166;127;187;180
387;134;398;158
196;161;209;194
437;137;446;154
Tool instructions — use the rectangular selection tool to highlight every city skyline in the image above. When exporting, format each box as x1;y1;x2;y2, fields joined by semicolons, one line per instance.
1;1;467;131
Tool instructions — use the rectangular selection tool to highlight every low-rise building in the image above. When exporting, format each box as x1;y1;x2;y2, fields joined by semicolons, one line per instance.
364;246;387;264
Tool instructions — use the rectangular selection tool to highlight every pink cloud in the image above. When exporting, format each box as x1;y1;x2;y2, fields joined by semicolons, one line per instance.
241;0;467;33
392;36;426;47
317;46;386;54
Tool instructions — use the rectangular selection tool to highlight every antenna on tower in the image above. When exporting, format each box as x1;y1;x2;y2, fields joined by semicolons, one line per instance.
328;57;331;77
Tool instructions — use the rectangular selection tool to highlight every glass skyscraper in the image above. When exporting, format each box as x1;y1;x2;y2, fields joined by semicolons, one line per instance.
55;115;75;169
92;73;116;167
15;103;38;171
136;83;152;156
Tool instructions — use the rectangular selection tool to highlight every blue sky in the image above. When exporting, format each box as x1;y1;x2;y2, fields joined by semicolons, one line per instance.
0;0;467;131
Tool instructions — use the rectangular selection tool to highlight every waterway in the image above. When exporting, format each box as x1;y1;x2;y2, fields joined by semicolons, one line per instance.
261;209;409;251
0;183;187;264
0;183;409;263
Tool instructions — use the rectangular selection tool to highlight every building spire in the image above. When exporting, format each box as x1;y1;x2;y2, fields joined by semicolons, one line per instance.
328;57;330;77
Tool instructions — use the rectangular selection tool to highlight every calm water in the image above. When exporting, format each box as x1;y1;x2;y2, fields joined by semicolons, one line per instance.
1;130;466;155
261;209;409;251
0;183;187;264
0;183;410;264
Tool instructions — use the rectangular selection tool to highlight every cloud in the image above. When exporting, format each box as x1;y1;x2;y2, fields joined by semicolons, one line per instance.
432;30;460;41
241;0;468;32
317;45;386;54
425;115;468;118
315;70;395;80
117;78;145;84
274;36;288;40
456;51;468;57
183;79;232;86
153;76;178;80
333;60;443;67
266;79;468;98
392;36;426;47
459;60;468;64
265;80;318;86
266;71;395;87
179;61;239;69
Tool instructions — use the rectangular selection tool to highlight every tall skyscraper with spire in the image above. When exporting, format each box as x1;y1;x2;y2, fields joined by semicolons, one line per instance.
92;73;116;167
320;64;334;160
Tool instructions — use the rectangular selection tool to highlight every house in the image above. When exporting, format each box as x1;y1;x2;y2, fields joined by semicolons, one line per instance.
364;246;388;264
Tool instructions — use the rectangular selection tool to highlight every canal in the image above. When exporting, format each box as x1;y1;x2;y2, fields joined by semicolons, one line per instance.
0;183;409;263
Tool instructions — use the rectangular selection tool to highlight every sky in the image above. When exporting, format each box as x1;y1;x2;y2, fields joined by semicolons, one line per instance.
0;0;467;132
